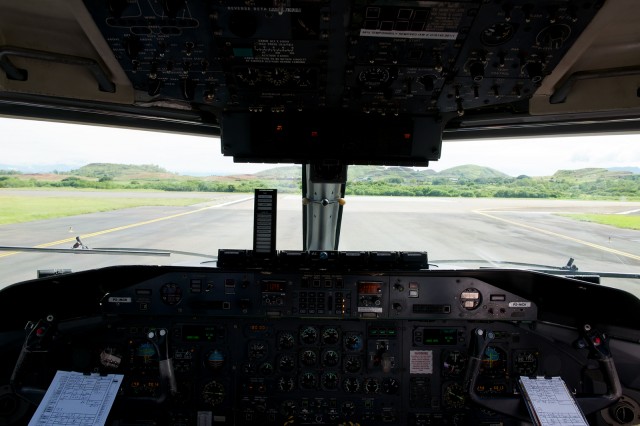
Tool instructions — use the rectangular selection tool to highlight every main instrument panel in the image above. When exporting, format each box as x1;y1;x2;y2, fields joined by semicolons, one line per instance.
4;264;639;426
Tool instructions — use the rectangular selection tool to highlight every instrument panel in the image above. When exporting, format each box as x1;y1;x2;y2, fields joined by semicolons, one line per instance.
3;265;639;425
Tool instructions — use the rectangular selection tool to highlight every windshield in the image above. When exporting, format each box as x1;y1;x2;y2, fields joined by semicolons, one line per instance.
1;116;639;297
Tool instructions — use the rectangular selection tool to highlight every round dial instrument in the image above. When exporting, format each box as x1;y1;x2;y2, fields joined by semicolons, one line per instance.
443;350;468;376
160;283;182;305
278;354;295;372
322;349;339;367
300;349;317;367
278;332;295;350
480;346;507;378
278;376;296;392
299;326;318;344
480;22;516;46
321;327;340;345
344;333;363;351
443;382;466;409
202;381;225;406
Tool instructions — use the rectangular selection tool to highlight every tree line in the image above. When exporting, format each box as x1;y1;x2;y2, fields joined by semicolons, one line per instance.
1;173;638;200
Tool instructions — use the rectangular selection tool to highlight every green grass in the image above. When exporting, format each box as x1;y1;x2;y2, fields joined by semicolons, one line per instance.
560;214;640;230
0;196;207;225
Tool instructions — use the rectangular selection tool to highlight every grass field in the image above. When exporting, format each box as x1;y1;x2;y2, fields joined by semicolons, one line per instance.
560;213;640;230
0;195;208;225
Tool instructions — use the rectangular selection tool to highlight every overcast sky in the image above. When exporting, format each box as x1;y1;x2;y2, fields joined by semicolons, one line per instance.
2;116;639;176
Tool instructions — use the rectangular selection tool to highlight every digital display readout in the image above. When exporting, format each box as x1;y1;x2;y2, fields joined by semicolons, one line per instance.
261;280;286;292
421;328;457;345
182;325;223;342
358;281;382;294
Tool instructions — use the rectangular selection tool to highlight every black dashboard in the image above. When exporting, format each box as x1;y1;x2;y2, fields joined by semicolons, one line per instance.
1;258;639;425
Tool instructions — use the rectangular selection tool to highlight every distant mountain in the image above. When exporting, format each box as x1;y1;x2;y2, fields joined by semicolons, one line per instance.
436;164;510;179
347;166;436;181
254;166;302;179
253;164;503;182
70;163;173;178
608;166;640;174
552;168;635;181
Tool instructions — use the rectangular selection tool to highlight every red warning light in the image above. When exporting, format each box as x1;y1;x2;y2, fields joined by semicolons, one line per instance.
275;125;284;132
311;130;319;137
403;133;411;140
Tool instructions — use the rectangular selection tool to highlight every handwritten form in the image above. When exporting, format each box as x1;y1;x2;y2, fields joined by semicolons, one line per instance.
519;376;589;426
29;371;123;426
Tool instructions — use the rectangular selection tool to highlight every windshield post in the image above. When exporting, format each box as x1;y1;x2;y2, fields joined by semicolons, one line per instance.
302;163;347;251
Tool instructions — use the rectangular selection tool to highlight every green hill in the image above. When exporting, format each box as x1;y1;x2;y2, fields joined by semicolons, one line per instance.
552;168;634;181
70;163;172;178
437;164;510;179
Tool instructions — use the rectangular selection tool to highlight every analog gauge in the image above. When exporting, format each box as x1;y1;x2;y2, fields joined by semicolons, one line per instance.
278;332;295;350
280;400;296;417
322;349;339;367
248;341;267;360
234;67;261;86
299;326;318;344
343;377;361;393
460;288;482;310
443;382;466;409
292;68;317;88
443;350;468;376
536;24;571;49
99;346;122;369
202;380;225;406
263;67;291;86
160;283;182;305
299;372;317;390
364;378;380;394
342;401;356;415
321;327;340;345
358;67;391;86
344;355;363;373
242;362;256;375
344;333;363;351
205;349;225;371
480;22;516;46
480;346;507;377
382;377;400;394
278;354;295;372
321;372;339;390
300;349;317;367
259;362;274;376
513;350;539;376
278;376;296;392
134;341;158;366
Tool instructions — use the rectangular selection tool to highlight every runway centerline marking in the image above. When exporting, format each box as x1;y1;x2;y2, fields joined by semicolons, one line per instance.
0;196;254;259
473;210;640;261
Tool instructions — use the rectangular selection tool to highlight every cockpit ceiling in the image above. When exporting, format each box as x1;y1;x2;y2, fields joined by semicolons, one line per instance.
1;0;640;159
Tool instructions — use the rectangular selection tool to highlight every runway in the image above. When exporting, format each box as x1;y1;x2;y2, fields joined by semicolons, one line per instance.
1;192;639;296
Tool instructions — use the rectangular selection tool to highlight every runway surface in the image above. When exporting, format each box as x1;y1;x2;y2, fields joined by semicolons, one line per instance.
1;191;639;296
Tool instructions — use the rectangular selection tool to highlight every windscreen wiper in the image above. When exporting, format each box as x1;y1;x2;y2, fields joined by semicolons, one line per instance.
429;259;640;281
0;245;216;259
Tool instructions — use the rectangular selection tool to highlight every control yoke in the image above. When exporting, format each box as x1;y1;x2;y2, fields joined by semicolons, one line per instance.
464;325;622;421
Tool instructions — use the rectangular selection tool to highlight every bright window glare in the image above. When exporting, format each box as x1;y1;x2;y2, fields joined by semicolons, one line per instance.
2;116;639;176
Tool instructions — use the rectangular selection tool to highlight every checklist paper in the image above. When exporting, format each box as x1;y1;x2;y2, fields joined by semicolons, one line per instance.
519;376;588;426
29;371;123;426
